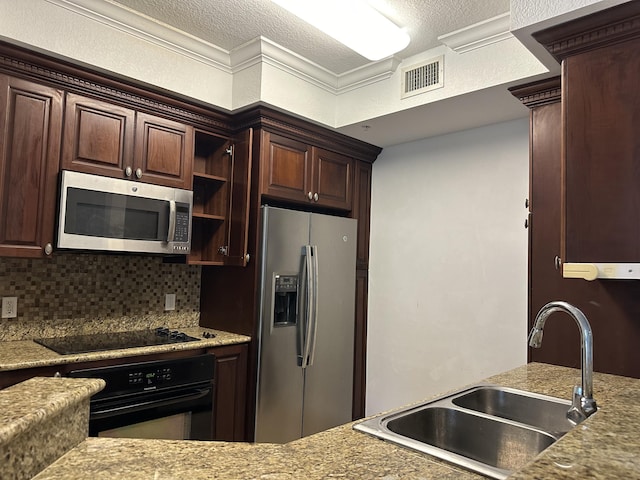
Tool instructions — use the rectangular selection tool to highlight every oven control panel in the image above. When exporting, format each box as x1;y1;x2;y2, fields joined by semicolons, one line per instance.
128;367;173;387
69;353;215;400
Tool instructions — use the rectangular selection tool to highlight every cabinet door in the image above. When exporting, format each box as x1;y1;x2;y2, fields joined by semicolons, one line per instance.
563;36;640;262
134;112;193;189
524;80;640;378
352;161;372;268
210;343;248;441
0;76;63;257
261;131;311;203
353;268;368;420
62;92;134;178
312;147;353;210
225;128;253;266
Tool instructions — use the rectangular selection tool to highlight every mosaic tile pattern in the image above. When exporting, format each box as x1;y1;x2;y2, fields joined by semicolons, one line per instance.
0;253;201;341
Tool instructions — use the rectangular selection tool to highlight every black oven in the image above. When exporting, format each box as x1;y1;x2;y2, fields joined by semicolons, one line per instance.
69;353;214;441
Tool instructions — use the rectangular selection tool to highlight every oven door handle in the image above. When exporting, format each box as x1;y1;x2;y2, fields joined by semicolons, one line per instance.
91;387;211;420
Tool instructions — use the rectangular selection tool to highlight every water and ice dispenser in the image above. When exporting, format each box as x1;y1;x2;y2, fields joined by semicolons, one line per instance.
273;275;298;326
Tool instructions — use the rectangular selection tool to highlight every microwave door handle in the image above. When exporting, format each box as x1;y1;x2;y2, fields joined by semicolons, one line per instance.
167;200;176;242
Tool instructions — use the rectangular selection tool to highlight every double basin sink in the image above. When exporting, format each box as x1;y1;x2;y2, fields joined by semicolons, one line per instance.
354;384;577;479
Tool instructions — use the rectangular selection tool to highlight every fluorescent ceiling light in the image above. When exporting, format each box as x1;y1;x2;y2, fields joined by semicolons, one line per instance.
270;0;410;61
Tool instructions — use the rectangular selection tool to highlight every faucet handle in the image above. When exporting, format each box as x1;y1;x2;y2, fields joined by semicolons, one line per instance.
567;386;587;425
567;385;597;425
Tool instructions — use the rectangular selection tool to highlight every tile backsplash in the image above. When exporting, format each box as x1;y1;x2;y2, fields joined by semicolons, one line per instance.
0;253;201;341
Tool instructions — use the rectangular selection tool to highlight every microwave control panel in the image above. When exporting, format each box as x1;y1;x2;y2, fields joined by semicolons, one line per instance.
174;204;190;242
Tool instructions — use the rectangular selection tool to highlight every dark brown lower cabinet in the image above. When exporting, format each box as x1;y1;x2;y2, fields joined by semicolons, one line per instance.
353;269;368;419
210;343;249;441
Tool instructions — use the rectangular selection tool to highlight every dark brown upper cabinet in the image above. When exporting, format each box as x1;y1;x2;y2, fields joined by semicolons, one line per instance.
534;2;640;265
261;131;353;211
62;93;193;190
511;76;640;379
313;147;353;211
0;75;63;258
190;128;253;266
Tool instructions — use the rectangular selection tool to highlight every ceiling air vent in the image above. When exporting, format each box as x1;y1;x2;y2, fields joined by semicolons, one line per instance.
401;56;444;99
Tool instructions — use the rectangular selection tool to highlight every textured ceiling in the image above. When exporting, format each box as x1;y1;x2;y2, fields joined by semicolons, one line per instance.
110;0;510;74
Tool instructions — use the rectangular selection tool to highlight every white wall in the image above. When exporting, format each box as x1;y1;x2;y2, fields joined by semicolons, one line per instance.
0;0;234;109
366;117;529;415
510;0;629;30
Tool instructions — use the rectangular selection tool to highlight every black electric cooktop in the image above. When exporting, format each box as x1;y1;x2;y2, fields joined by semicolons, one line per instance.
34;327;201;355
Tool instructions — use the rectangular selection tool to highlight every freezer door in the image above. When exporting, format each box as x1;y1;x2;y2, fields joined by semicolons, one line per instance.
302;213;357;437
255;206;310;443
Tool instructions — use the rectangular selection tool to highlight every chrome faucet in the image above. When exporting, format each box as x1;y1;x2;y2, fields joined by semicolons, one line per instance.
528;301;597;424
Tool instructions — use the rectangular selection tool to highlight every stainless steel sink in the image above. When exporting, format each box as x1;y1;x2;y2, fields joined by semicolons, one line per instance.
452;386;574;437
354;384;575;479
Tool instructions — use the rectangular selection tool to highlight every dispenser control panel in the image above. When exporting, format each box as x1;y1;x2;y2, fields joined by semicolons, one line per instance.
273;274;298;326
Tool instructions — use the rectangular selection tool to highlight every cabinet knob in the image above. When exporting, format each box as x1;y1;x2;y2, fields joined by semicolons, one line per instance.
308;192;313;200
313;193;319;202
44;243;53;256
135;168;142;179
554;255;562;270
125;166;132;177
525;198;529;208
524;218;528;229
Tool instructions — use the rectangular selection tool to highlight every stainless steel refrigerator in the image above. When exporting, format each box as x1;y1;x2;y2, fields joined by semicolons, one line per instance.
254;205;357;443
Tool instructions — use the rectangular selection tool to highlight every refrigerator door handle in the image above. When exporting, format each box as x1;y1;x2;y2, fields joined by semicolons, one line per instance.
300;245;315;368
306;245;319;366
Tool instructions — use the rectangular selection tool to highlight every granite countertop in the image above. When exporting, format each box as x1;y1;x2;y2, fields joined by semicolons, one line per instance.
0;327;250;372
32;363;640;479
1;376;106;480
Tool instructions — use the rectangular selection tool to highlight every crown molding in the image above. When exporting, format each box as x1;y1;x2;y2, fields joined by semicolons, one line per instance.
533;1;640;62
508;76;561;108
45;0;402;97
45;0;232;71
337;56;403;93
230;36;338;92
438;12;512;53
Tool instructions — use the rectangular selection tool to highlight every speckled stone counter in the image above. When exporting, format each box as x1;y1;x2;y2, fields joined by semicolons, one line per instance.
31;363;640;479
0;327;250;372
0;376;105;480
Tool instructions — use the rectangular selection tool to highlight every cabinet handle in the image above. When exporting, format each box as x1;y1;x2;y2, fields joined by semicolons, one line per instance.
308;192;313;200
524;219;528;229
525;198;529;208
125;166;132;177
554;256;562;270
135;168;142;179
313;193;319;202
44;243;53;256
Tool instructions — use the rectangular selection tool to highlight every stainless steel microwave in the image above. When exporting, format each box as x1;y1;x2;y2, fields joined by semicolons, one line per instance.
57;170;192;255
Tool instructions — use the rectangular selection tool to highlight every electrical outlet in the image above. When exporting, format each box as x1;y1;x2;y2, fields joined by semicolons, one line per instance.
2;297;18;319
164;293;176;311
